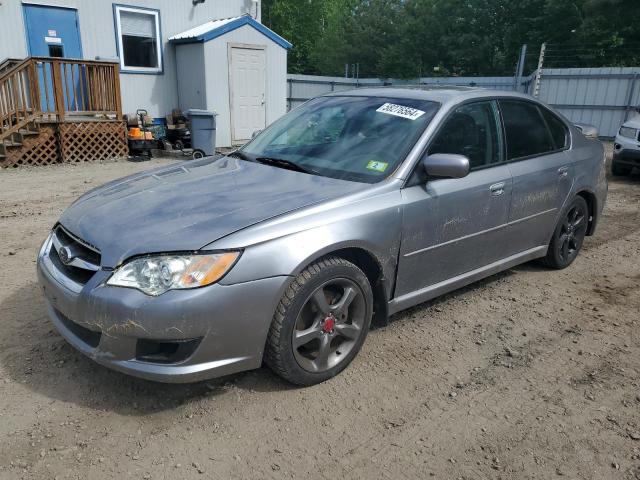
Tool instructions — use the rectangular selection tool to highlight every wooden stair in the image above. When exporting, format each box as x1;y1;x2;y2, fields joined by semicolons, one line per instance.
1;56;125;167
0;120;41;164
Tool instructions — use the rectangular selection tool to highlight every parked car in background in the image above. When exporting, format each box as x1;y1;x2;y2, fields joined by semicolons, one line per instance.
613;117;640;175
37;88;607;386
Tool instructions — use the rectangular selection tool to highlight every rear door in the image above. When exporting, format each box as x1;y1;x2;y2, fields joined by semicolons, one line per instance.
499;100;572;254
23;5;83;113
23;4;83;58
229;45;266;145
396;100;511;296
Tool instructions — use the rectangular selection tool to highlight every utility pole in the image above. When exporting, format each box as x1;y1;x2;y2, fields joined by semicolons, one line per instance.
533;43;546;98
514;44;527;92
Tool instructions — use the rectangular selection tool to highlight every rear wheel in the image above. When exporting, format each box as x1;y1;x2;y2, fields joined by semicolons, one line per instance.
264;257;373;386
542;196;589;269
611;161;632;176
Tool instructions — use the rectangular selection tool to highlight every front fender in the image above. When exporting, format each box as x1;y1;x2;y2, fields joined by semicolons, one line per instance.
213;189;404;298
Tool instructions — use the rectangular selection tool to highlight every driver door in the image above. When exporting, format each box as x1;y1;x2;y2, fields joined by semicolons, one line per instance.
395;100;512;297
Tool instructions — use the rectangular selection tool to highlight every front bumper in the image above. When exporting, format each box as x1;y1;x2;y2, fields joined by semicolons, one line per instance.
37;236;290;383
613;141;640;166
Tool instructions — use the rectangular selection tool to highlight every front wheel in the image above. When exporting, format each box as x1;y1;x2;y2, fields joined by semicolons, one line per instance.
264;257;373;386
541;196;589;269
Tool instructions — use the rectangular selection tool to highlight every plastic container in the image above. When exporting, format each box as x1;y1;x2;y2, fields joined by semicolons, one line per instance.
185;109;217;157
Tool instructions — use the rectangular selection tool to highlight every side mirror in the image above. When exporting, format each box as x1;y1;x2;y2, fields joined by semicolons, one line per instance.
422;153;470;179
251;129;262;139
574;123;599;139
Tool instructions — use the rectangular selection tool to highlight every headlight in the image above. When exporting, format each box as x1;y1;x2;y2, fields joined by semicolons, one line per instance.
106;252;240;296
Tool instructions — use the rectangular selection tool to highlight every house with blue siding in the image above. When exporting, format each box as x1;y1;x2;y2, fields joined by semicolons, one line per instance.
0;0;291;148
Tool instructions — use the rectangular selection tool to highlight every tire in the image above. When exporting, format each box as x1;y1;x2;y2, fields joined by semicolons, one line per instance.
541;196;589;269
264;257;373;386
192;149;205;160
611;161;632;176
174;140;184;151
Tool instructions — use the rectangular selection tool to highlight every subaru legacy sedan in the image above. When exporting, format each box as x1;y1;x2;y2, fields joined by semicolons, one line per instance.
37;88;607;386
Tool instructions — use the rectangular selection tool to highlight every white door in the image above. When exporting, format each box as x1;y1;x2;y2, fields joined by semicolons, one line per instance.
229;46;266;144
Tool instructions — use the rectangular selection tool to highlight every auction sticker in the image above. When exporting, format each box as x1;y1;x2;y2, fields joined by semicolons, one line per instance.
376;103;425;120
366;160;389;172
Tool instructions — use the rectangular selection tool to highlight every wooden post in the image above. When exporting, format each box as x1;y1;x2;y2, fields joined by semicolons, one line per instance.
51;60;65;122
28;59;41;116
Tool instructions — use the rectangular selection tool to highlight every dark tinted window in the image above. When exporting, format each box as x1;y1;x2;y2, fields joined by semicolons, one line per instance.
429;101;503;169
500;100;555;160
540;108;569;149
48;45;64;58
123;36;158;68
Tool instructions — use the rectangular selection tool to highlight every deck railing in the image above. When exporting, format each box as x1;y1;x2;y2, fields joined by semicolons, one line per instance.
0;57;122;141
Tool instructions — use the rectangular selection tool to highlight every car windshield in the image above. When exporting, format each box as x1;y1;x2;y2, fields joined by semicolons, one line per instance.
240;95;440;183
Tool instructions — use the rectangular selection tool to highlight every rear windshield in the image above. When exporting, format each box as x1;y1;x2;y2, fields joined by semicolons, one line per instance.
241;96;440;183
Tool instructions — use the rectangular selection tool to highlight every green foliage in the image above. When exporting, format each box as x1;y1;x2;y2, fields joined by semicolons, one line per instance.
263;0;640;77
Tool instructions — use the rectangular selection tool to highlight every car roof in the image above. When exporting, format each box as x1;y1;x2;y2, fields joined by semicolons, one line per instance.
323;86;536;105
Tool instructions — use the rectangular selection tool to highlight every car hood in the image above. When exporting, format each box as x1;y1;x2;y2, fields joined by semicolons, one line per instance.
622;119;640;130
59;156;368;267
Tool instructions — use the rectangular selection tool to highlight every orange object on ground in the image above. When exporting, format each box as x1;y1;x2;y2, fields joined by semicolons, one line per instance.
128;127;142;138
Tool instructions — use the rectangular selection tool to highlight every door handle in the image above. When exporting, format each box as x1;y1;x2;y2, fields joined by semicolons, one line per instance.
489;182;505;196
558;166;569;178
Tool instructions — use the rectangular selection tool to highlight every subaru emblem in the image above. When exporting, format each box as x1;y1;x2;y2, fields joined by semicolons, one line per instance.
59;246;73;265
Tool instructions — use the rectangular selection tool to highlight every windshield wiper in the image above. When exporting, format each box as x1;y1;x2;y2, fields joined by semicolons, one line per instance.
255;157;318;175
227;150;253;161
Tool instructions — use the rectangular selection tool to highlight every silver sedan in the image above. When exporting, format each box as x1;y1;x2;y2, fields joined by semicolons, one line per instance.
37;87;608;385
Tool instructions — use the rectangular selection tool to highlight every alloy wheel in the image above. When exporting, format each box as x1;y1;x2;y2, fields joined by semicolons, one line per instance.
292;278;366;373
557;204;587;263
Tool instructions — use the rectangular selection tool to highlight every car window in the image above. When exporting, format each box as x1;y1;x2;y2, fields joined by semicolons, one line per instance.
499;100;556;160
271;107;346;146
428;101;503;169
540;107;569;149
242;96;440;183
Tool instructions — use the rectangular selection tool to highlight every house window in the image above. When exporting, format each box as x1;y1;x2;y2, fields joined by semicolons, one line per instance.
114;6;162;73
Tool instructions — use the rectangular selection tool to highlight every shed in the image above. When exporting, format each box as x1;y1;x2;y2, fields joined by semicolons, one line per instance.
169;14;292;148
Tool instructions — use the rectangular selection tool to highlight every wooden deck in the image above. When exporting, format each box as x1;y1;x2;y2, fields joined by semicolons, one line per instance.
0;57;127;167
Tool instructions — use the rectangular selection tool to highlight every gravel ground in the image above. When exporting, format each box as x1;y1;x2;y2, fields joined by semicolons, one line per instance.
0;152;639;480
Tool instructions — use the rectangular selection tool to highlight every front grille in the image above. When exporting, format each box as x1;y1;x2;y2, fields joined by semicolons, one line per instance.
48;225;101;286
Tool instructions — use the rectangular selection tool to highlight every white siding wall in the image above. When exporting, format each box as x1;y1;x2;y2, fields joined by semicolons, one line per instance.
202;25;287;147
0;0;261;116
175;43;206;111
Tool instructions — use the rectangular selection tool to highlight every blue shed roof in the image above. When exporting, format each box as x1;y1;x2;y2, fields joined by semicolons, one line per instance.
169;14;292;50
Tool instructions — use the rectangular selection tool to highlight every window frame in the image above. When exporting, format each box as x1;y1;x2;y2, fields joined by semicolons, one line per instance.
113;4;163;75
497;98;571;163
426;98;507;169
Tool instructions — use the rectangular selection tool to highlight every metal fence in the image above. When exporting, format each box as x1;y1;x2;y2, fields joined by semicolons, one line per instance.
287;67;640;138
536;68;640;138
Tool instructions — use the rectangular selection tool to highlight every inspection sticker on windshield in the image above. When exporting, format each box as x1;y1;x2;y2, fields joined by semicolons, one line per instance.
366;160;389;173
376;103;425;120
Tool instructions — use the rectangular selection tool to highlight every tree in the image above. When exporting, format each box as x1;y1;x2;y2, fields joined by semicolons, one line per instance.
262;0;640;77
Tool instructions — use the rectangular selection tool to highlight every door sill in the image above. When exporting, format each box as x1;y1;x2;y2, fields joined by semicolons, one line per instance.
388;246;547;315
